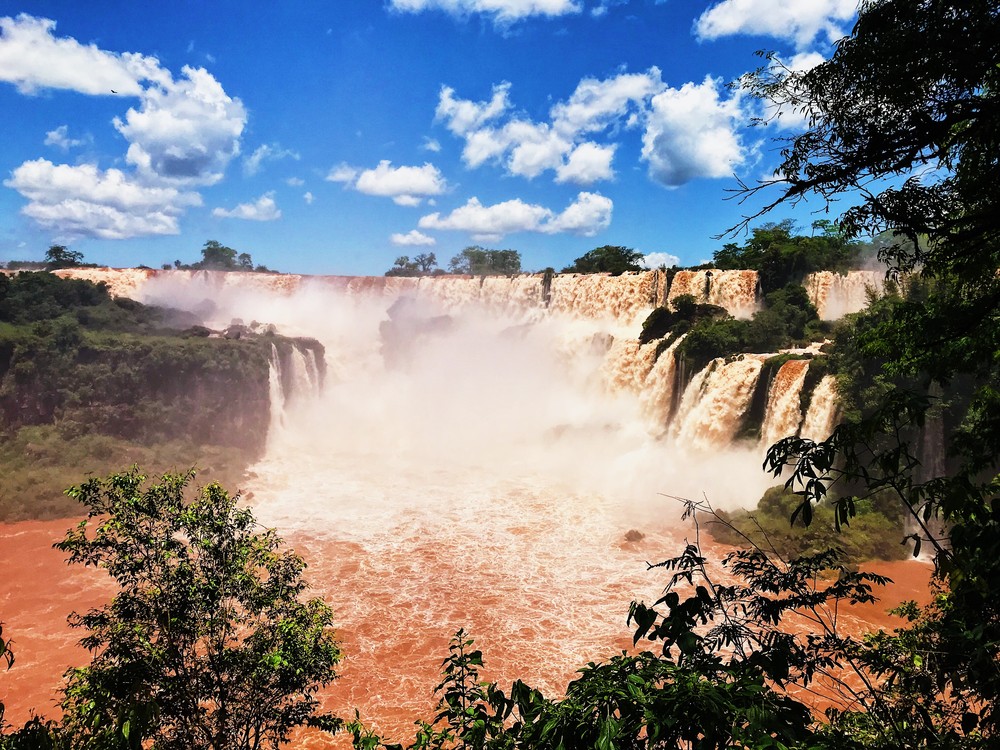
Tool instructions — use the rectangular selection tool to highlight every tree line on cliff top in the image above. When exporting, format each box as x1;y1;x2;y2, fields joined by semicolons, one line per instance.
2;241;276;275
5;0;1000;747
385;227;869;280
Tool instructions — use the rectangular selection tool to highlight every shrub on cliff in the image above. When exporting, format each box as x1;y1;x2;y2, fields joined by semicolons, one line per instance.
673;283;821;372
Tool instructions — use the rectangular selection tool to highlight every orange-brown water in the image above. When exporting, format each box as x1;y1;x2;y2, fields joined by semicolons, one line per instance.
1;516;931;747
1;268;916;746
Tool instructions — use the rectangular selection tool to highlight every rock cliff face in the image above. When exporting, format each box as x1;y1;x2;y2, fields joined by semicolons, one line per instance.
0;319;324;460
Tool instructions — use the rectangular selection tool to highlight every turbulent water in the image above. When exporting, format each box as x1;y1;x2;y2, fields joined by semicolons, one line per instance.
3;268;868;740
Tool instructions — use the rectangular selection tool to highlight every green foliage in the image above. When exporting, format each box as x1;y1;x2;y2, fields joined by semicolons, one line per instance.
709;486;908;562
385;253;438;277
0;272;310;521
740;1;1000;282
44;245;85;270
712;220;863;294
561;245;644;275
0;425;251;522
171;241;274;274
52;468;342;749
637;295;728;346
674;283;820;372
0;326;272;450
199;240;238;270
0;272;197;331
447;247;521;276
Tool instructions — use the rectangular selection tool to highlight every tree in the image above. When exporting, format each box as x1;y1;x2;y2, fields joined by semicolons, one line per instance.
414;252;437;274
54;468;342;749
740;0;1000;741
711;221;861;293
385;256;418;277
561;245;644;275
447;247;521;276
740;0;999;280
387;253;439;277
44;245;84;270
199;241;238;270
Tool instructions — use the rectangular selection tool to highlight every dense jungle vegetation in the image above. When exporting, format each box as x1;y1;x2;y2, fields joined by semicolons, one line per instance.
0;271;308;521
3;0;1000;746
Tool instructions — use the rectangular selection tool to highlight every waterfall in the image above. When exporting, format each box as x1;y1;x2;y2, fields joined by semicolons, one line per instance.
268;344;287;434
268;342;324;440
804;270;885;320
672;356;765;450
799;375;840;441
666;270;760;318
279;344;323;404
601;340;660;395
760;360;811;448
639;335;685;436
50;266;854;456
548;272;660;324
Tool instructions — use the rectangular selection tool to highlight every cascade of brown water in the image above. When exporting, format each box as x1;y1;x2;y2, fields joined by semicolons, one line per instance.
799;375;840;441
600;340;660;395
52;266;158;298
803;270;885;320
666;269;760;318
50;268;665;326
547;272;659;324
760;360;811;447
639;336;685;436
672;356;765;450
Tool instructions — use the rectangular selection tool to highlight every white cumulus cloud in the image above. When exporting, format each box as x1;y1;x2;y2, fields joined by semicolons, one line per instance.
551;69;665;137
115;65;246;187
437;69;667;186
388;0;581;24
641;251;681;269
0;13;166;96
546;191;612;234
1;14;247;240
4;159;201;239
556;142;616;184
44;124;87;150
212;192;281;221
303;191;314;204
391;229;437;246
326;164;358;184
694;0;857;49
641;76;750;187
437;83;511;136
329;160;447;206
418;191;611;241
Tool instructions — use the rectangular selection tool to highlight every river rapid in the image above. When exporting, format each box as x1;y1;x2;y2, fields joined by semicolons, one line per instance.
1;269;925;745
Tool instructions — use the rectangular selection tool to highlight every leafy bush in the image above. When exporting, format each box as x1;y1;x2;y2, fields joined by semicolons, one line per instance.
561;245;644;275
709;486;908;562
712;219;866;293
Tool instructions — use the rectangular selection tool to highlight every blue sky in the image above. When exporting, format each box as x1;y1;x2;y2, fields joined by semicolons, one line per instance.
0;1;856;275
